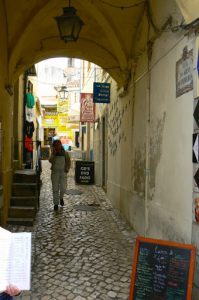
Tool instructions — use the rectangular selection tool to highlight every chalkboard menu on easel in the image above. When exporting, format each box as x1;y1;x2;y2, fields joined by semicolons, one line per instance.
129;237;196;300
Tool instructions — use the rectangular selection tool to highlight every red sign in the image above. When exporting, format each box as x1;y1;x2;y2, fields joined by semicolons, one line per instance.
80;93;95;122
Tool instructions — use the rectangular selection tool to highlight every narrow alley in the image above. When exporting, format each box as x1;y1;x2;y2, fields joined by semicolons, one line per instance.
6;161;136;300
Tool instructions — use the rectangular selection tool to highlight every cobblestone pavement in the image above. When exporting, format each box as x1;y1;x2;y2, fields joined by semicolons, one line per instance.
6;161;137;300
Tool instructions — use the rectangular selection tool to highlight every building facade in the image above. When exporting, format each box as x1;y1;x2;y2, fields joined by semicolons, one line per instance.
1;0;199;297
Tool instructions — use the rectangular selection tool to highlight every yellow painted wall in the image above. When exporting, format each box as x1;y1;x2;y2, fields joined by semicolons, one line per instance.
0;0;15;224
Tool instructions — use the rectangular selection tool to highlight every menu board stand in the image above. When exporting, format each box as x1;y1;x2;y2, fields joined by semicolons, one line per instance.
129;236;196;300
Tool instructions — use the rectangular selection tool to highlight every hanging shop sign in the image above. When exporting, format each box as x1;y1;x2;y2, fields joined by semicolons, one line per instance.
58;114;68;126
93;82;110;103
80;93;95;122
176;46;193;98
57;98;69;113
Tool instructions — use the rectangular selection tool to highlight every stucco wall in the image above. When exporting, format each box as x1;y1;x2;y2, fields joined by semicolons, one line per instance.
106;10;197;297
107;81;133;213
147;35;193;242
0;0;14;224
107;1;193;241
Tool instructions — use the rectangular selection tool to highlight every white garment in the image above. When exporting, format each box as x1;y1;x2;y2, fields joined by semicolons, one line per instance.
51;156;66;205
51;171;67;205
25;106;34;122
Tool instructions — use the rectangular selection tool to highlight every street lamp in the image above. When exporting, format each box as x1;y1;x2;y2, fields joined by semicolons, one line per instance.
54;85;69;99
54;0;84;42
59;86;69;99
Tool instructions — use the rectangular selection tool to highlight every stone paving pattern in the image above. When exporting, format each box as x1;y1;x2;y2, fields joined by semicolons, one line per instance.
6;161;137;300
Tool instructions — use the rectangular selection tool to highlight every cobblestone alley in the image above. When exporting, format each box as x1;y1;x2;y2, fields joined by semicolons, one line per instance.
6;161;136;300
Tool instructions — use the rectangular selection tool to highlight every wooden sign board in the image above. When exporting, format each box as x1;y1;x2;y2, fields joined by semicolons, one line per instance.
129;236;196;300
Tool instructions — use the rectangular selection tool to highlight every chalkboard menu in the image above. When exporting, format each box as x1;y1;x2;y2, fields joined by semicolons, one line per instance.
129;237;196;300
75;161;94;184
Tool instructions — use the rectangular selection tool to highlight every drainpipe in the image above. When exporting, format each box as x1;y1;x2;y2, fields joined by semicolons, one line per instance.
144;7;152;236
145;87;150;236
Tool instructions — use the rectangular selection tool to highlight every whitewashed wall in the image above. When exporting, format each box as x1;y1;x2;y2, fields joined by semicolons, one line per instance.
93;1;199;296
107;0;193;244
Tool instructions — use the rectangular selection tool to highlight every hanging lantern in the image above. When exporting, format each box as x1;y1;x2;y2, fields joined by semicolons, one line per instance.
55;4;84;42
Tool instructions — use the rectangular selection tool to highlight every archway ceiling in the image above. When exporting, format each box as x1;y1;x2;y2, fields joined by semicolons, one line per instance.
5;0;146;87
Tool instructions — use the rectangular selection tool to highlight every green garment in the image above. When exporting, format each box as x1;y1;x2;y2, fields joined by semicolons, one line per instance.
25;93;35;108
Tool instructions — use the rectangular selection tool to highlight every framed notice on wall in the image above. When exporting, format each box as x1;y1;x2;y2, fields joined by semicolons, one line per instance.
176;46;193;98
129;236;196;300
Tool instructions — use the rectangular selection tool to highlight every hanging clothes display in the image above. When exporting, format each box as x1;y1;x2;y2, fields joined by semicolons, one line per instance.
24;136;33;152
25;106;34;122
25;121;35;138
25;92;35;108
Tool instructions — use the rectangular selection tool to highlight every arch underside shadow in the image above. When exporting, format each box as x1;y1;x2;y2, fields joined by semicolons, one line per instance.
7;0;142;88
12;37;128;87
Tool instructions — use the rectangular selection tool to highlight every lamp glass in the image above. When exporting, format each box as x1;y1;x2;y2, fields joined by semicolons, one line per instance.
59;88;68;99
55;7;84;42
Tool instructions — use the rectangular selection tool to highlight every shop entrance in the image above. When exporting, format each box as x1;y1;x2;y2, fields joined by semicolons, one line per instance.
44;128;56;145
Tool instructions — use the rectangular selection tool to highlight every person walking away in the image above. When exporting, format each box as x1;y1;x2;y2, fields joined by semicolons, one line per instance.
49;140;71;211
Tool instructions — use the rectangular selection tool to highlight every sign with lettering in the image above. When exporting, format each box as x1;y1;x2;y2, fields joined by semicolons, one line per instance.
176;47;193;98
129;236;196;300
80;93;95;122
42;115;58;127
93;82;110;103
75;161;94;184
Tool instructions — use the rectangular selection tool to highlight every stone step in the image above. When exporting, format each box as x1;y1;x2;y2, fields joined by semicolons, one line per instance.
10;196;38;207
8;206;36;218
7;217;34;226
12;183;38;196
13;170;38;183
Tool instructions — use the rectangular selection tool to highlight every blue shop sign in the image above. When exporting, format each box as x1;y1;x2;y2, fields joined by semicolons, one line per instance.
93;82;110;103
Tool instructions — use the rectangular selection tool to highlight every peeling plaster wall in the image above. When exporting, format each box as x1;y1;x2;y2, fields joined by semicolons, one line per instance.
148;34;193;243
130;34;193;240
107;0;193;243
107;82;133;215
131;53;149;235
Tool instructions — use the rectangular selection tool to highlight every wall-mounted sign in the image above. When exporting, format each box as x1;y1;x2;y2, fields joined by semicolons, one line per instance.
42;115;58;127
176;46;193;98
80;93;95;122
58;114;68;126
68;115;79;122
93;82;110;103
